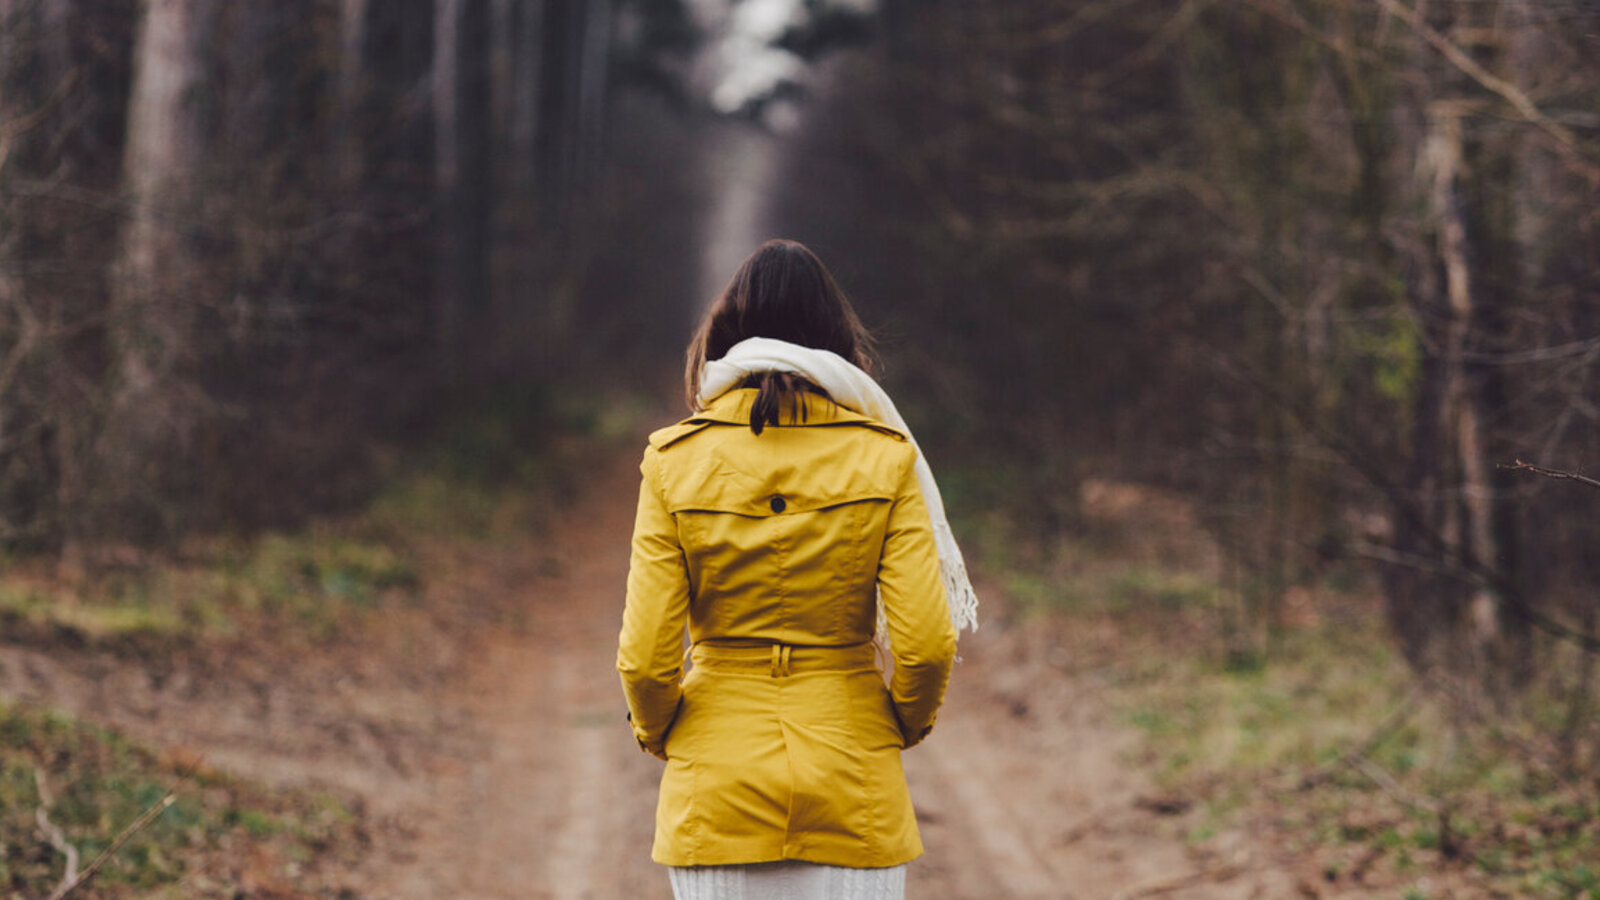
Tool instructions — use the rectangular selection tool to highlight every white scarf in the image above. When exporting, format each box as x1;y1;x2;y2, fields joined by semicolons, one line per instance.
699;337;980;637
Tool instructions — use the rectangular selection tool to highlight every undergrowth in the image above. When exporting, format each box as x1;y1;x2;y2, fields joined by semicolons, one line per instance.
0;383;646;653
975;472;1600;899
0;699;361;898
1119;608;1600;898
0;382;656;897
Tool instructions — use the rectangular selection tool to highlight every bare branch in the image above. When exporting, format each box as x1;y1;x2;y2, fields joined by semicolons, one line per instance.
1018;0;1151;49
1215;351;1600;654
1299;685;1426;790
1081;0;1213;91
1237;0;1388;66
1373;0;1600;184
0;66;80;175
1500;458;1600;492
1349;754;1442;814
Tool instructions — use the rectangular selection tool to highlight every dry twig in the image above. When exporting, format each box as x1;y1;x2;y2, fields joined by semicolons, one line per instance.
1349;754;1441;815
47;791;177;900
33;769;80;898
1299;685;1426;790
1500;459;1600;493
44;754;206;900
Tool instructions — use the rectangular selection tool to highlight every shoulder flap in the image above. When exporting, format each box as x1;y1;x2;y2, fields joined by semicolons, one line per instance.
849;420;908;441
648;410;905;451
647;419;714;450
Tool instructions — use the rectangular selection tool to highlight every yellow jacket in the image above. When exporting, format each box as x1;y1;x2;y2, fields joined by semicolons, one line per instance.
618;387;958;868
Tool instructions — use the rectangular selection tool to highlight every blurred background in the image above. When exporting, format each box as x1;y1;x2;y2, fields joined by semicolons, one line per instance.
3;0;1600;897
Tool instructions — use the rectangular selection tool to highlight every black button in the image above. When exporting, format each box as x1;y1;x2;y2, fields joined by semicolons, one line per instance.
769;495;786;513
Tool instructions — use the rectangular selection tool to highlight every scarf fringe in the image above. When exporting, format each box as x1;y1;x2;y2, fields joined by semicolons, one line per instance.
932;520;979;634
941;559;980;635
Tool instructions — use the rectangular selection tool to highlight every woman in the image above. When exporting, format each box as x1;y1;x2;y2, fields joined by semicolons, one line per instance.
618;239;977;899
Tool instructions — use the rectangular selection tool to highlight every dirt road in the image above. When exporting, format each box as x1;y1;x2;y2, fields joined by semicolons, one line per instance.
353;451;1299;899
0;449;1298;899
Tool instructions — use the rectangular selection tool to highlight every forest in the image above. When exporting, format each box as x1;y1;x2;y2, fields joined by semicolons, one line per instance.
2;0;1599;897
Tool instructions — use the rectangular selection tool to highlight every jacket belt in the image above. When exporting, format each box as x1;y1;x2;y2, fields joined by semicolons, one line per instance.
690;641;876;678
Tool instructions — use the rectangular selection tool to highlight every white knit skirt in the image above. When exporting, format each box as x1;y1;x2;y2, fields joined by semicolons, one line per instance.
668;861;907;900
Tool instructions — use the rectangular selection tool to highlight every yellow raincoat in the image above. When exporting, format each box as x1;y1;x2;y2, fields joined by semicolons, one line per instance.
618;387;957;868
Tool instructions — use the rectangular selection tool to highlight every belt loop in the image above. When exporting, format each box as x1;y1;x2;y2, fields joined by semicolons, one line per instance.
769;643;794;678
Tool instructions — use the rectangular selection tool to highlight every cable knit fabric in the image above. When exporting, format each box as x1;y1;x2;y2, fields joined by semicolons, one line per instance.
668;862;907;900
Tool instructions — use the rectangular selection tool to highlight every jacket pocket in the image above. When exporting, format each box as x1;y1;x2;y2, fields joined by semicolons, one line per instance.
661;667;704;761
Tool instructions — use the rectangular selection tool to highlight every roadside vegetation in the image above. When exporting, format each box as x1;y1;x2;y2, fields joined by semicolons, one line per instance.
0;387;645;898
1123;611;1600;899
1;700;362;899
968;474;1600;900
0;387;638;650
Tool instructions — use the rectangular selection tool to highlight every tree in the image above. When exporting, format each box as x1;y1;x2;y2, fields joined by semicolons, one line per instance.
0;0;137;556
98;0;219;539
862;0;1600;702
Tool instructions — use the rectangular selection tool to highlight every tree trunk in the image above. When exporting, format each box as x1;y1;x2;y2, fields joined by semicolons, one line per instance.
535;0;579;224
576;0;612;175
0;0;135;555
1429;101;1489;581
506;0;545;193
533;0;613;223
1391;1;1528;689
336;0;372;188
101;0;218;539
333;0;434;396
337;0;433;200
434;0;492;382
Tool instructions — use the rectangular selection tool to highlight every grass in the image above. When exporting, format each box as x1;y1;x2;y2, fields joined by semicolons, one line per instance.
0;699;360;898
0;381;659;896
0;382;647;654
1104;596;1600;897
0;522;426;652
969;470;1600;899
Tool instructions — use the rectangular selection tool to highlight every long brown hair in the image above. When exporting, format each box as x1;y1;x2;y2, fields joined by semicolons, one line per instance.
685;240;877;434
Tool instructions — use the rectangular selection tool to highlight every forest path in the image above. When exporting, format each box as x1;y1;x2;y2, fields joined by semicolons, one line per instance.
354;448;1299;899
0;443;1299;899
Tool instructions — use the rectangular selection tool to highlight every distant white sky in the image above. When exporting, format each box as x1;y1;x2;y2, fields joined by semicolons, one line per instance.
684;0;879;117
683;0;879;299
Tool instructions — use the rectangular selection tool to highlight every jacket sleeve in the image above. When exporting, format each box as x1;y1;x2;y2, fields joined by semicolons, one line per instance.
617;451;691;759
877;450;958;749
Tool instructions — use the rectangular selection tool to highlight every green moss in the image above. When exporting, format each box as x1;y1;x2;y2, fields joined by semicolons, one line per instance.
234;809;281;837
1372;310;1421;403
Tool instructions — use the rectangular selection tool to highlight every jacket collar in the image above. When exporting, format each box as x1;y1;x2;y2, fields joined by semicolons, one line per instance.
693;387;877;428
649;388;907;450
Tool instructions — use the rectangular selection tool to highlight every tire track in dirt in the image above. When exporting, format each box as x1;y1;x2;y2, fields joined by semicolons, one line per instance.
543;663;609;896
911;730;1060;897
365;451;668;899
